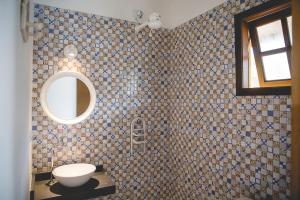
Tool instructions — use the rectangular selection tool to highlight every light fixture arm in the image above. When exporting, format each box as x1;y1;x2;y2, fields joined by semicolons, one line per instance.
135;21;149;33
135;12;162;33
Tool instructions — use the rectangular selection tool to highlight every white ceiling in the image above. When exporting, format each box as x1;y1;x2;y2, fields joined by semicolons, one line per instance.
158;0;226;28
32;0;226;28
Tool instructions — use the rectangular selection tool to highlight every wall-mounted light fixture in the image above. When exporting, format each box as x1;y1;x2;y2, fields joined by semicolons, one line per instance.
64;45;78;59
133;9;144;24
21;0;44;42
135;12;162;33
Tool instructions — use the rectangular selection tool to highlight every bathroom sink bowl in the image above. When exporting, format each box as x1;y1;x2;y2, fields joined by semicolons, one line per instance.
52;163;96;187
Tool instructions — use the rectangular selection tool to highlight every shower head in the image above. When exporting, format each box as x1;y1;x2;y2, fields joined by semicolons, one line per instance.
135;12;162;33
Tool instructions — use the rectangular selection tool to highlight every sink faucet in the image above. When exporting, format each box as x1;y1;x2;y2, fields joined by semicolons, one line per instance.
46;149;56;186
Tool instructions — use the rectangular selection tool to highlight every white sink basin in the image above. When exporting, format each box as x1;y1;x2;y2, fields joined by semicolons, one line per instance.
52;163;96;187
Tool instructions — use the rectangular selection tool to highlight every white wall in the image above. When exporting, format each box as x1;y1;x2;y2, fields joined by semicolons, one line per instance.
0;0;32;199
32;0;226;28
157;0;226;28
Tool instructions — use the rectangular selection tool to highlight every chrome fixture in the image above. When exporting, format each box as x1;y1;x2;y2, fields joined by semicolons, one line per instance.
130;118;146;155
133;9;144;24
46;149;55;186
135;12;162;33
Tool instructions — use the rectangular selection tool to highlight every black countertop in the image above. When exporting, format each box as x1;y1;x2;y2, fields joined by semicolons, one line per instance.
30;166;116;200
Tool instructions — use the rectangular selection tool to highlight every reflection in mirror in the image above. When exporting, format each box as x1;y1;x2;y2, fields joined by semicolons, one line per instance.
46;77;90;120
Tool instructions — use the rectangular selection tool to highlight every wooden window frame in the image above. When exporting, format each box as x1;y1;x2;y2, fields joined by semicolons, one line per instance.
235;0;292;96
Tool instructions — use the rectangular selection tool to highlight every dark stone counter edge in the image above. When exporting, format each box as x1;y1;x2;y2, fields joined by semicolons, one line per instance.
31;185;116;200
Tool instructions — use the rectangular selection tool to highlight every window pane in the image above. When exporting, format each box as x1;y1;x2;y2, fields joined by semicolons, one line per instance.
287;16;292;44
262;52;291;81
257;20;285;52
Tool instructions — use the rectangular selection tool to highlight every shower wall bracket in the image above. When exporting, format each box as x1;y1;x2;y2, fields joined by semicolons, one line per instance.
130;118;146;155
133;9;144;24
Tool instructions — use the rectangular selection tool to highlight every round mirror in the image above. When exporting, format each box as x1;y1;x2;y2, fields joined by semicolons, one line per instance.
41;71;96;124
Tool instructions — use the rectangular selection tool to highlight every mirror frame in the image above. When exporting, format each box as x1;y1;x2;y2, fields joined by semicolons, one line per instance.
41;71;96;124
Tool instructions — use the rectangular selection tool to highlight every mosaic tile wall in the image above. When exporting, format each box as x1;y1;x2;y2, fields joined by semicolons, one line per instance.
32;4;170;199
32;0;292;199
165;0;291;199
